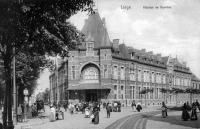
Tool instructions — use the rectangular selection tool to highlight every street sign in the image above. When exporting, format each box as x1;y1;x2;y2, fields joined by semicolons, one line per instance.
23;88;29;96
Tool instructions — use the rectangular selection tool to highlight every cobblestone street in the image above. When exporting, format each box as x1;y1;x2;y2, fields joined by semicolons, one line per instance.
14;106;158;129
12;106;200;129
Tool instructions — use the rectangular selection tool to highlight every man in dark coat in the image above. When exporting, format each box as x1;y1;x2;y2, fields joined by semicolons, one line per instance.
106;102;112;118
191;103;198;120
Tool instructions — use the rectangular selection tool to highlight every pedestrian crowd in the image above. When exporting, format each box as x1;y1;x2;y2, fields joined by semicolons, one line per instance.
156;99;200;121
181;100;200;121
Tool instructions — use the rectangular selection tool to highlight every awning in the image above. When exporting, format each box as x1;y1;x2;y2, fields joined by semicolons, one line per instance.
67;83;111;90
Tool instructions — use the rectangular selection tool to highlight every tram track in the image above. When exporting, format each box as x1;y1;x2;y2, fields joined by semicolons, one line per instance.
105;111;160;129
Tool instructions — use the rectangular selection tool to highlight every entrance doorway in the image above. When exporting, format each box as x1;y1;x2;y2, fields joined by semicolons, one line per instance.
85;90;98;102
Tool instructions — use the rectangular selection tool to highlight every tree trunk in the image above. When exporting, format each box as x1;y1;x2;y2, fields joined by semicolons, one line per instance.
3;87;7;128
4;57;14;129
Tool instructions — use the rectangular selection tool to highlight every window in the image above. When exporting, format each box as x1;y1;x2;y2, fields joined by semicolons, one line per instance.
138;70;142;82
152;72;154;83
130;69;135;81
113;85;118;99
113;65;118;79
86;42;94;56
71;56;74;61
120;66;125;80
121;86;124;90
130;86;135;99
139;87;141;99
114;85;117;90
103;65;108;78
131;52;135;59
72;66;75;79
114;94;117;99
121;94;124;99
144;71;146;82
163;74;166;84
83;67;98;80
147;71;150;82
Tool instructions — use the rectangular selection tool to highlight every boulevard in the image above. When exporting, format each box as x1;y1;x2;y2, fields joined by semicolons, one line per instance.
10;105;200;129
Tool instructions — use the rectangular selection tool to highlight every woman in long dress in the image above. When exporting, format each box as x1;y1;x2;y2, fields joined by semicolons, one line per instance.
49;105;56;122
182;103;190;121
161;102;167;118
131;100;136;111
94;107;99;124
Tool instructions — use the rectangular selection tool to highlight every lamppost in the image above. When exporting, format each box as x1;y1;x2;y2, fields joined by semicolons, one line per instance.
23;88;29;122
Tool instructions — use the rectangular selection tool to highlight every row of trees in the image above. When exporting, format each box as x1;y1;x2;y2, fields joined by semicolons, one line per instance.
139;87;200;106
0;0;94;129
36;88;50;103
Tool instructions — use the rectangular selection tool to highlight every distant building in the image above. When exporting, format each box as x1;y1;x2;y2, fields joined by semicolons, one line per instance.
49;12;198;106
191;74;200;101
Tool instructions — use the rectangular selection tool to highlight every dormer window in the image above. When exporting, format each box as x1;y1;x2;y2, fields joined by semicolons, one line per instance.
86;42;94;56
131;52;135;59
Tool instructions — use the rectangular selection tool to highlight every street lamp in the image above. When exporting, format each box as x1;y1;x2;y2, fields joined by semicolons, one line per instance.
23;88;29;122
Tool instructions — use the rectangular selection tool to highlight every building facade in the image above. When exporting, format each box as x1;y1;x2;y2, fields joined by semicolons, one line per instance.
49;12;198;106
191;74;200;101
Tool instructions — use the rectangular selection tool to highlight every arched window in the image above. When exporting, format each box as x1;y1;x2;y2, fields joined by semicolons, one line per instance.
82;67;99;80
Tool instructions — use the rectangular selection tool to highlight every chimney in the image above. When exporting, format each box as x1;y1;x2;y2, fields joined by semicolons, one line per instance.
113;39;119;49
102;17;106;26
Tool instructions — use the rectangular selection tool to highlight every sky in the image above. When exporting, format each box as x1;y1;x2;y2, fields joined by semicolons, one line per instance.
36;0;200;93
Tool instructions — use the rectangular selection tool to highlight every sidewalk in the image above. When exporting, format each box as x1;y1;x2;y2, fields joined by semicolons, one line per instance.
146;111;200;129
14;106;160;129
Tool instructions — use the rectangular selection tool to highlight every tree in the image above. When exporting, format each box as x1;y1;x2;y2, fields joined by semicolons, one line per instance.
185;88;200;104
15;52;48;104
0;0;94;128
139;88;153;107
170;88;185;106
160;88;171;103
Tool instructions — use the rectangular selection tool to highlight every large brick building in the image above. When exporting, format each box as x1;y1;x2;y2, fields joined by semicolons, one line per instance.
49;12;198;106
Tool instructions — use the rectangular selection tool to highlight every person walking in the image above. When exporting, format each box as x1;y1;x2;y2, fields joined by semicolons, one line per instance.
68;102;74;115
190;103;198;120
161;102;168;118
195;100;200;112
92;106;99;124
131;100;136;111
49;105;56;122
106;102;112;118
182;103;190;121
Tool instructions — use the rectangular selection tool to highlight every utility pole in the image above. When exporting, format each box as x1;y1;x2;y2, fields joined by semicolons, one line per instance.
13;46;17;125
55;56;59;106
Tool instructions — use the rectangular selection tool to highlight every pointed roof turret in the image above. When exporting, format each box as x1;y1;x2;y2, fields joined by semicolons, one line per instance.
81;12;111;48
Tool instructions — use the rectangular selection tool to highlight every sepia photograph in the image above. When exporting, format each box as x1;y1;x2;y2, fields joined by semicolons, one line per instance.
0;0;200;129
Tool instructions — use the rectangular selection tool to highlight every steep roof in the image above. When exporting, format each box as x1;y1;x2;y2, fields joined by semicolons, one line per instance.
81;12;111;48
191;73;200;82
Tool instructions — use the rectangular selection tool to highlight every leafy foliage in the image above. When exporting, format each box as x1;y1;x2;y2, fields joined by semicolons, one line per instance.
185;88;200;94
139;88;153;94
0;0;94;127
